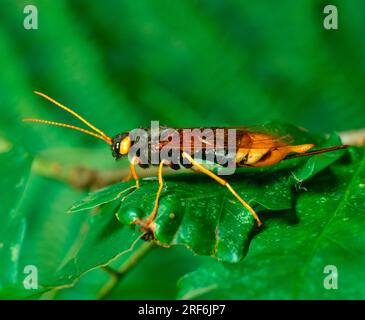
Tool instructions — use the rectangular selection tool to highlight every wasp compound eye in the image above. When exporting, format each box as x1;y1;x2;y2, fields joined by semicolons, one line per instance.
119;136;131;155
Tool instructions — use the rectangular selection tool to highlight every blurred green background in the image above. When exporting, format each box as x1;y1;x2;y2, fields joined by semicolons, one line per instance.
0;0;365;299
2;0;365;148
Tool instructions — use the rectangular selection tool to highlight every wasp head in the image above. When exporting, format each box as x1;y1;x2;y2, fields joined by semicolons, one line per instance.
111;133;131;159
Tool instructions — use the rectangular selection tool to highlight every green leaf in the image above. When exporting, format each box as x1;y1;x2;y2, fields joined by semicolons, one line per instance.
54;246;208;300
0;169;139;297
71;123;346;263
0;138;32;220
1;174;88;299
69;181;137;213
44;200;141;289
177;147;365;299
0;138;32;290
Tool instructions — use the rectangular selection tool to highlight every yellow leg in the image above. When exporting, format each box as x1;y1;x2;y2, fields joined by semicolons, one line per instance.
182;152;262;226
146;160;167;226
130;161;140;188
122;157;140;188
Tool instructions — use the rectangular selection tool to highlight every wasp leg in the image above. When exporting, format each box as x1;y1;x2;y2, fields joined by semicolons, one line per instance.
145;159;167;226
182;152;262;226
130;159;140;188
123;156;140;188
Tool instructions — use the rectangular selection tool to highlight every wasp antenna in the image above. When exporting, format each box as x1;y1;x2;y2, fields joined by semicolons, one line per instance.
22;118;112;145
33;91;111;141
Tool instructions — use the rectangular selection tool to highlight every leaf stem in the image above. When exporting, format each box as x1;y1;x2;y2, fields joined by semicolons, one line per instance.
97;241;154;300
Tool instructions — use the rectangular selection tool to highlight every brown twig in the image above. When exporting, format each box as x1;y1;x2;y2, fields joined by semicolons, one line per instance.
32;157;185;190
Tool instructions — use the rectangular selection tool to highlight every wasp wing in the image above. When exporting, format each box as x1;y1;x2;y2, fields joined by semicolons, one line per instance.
152;126;293;152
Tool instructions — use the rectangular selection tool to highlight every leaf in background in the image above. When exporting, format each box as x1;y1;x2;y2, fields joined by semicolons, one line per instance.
177;147;365;299
1;175;141;298
47;200;141;289
0;174;89;299
105;246;209;300
0;138;32;291
69;181;136;213
53;245;209;300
